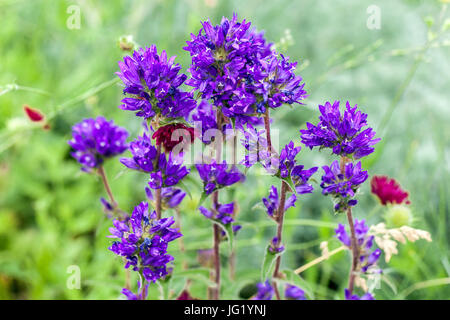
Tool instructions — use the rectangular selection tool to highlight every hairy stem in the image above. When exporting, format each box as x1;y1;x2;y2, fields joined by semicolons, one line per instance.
98;165;130;290
264;108;287;299
272;180;288;300
210;111;223;300
346;206;359;294
155;144;162;219
98;165;117;208
264;108;274;152
340;156;359;294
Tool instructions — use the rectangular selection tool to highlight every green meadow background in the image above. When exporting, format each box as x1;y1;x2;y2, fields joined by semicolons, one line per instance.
0;0;449;299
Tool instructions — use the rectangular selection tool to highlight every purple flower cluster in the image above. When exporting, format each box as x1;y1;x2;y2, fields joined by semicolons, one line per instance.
320;160;368;212
145;187;186;208
199;201;235;225
191;100;218;144
148;152;190;189
121;281;149;300
335;219;382;274
196;161;243;195
344;289;374;300
120;132;158;172
184;14;306;121
108;202;182;282
268;236;285;254
68;117;128;171
300;101;380;159
116;45;196;120
262;185;297;218
254;280;274;300
285;284;306;300
270;142;318;193
240;124;271;168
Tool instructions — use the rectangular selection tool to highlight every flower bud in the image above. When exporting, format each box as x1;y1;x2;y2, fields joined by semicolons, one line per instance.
385;204;413;228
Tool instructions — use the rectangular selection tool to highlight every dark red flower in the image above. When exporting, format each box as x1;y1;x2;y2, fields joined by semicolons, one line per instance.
371;175;410;205
176;289;197;300
23;105;45;122
152;123;195;152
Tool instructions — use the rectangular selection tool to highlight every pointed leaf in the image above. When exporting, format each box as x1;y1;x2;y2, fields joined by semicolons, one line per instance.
281;269;315;300
261;245;282;282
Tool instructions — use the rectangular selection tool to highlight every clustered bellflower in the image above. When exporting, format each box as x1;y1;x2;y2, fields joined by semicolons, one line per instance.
145;187;186;209
254;280;274;300
196;161;243;195
68;117;128;171
320;160;368;212
120;132;158;172
184;14;307;122
265;141;318;193
335;219;382;273
199;202;235;225
344;289;374;300
116;45;196;120
285;284;306;300
108;202;182;283
121;281;149;300
148;152;190;189
300;101;380;159
240;124;271;168
262;185;297;218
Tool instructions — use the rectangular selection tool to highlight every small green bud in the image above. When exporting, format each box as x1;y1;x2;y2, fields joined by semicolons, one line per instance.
385;204;413;228
118;35;136;52
424;16;434;28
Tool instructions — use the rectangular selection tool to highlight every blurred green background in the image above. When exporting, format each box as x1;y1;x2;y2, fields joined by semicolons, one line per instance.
0;0;449;300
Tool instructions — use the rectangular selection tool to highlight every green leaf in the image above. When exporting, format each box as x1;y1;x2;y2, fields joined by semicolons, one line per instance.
196;191;209;209
156;276;171;300
213;220;234;253
178;180;193;200
261;245;281;282
168;276;187;300
283;176;297;195
172;268;215;288
281;269;315;300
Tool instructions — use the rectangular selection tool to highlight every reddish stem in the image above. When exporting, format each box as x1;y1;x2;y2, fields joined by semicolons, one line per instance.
340;156;359;295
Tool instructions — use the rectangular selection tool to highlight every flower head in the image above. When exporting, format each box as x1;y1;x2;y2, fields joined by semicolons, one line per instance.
120;132;158;172
152;123;195;153
268;236;285;254
320;160;368;212
291;165;318;194
121;281;149;300
184;14;306;122
254;280;273;300
196;161;243;195
371;175;410;205
199;201;236;225
255;54;307;109
335;219;382;274
148;152;190;189
344;289;375;300
262;185;297;218
285;284;306;300
108;202;182;283
68;117;128;171
240;124;271;168
145;187;186;208
300;101;380;159
265;142;318;191
278;141;302;178
116;45;196;120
